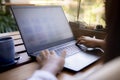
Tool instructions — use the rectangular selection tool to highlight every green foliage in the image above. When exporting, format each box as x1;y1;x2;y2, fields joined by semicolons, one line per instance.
0;11;18;33
78;0;105;27
0;1;18;33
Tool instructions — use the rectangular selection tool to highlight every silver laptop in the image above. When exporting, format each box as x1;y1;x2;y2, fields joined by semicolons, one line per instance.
11;6;100;71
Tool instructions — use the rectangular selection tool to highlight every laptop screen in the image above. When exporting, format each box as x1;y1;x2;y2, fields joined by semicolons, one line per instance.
11;6;74;54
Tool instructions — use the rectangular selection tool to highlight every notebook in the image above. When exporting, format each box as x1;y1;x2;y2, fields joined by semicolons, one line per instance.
11;6;100;71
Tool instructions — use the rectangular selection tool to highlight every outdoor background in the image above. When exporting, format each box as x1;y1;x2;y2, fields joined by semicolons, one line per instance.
0;0;105;33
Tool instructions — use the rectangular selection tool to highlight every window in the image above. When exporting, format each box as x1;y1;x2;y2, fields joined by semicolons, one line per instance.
29;0;79;21
78;0;105;29
11;0;105;29
10;0;79;23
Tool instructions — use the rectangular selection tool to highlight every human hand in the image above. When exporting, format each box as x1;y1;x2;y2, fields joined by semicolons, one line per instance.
36;49;66;75
77;36;101;48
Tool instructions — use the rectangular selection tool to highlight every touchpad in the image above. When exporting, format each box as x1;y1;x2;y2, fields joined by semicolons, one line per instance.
64;52;99;71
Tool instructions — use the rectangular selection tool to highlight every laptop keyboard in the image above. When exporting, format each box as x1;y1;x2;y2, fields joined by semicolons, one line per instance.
33;41;82;57
53;44;81;57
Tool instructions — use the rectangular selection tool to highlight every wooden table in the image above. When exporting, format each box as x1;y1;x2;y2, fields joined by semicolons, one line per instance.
0;31;102;80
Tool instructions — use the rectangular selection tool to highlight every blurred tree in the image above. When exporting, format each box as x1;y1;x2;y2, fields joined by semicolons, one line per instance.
0;0;17;33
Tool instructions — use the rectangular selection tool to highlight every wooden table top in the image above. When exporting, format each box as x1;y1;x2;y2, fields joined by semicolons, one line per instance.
0;31;102;80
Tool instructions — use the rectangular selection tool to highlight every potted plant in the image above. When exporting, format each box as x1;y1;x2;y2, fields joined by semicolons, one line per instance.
0;0;18;33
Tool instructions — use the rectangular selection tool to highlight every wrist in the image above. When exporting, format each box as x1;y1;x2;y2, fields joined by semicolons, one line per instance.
41;62;63;75
96;39;105;50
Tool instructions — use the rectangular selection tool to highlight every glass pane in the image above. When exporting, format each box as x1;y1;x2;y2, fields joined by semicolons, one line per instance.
78;0;105;28
29;0;79;21
11;0;105;28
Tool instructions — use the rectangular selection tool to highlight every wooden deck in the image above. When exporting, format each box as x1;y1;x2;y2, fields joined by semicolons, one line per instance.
0;31;103;80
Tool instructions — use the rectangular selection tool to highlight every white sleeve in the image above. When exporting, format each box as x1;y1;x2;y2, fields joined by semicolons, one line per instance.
87;57;120;80
28;70;57;80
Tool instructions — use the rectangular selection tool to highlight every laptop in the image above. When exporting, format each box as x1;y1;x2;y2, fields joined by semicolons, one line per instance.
11;6;101;71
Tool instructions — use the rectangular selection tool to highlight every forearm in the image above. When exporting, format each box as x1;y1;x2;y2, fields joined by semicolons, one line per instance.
41;63;60;75
95;39;105;50
40;60;64;75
